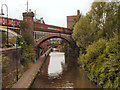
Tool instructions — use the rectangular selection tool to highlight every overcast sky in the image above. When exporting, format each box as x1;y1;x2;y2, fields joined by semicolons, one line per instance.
0;0;94;27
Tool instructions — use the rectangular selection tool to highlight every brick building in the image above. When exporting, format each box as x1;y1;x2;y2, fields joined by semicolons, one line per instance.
67;10;80;28
35;17;45;24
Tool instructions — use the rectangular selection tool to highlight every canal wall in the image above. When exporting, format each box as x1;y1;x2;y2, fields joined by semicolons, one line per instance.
12;48;51;88
0;47;22;88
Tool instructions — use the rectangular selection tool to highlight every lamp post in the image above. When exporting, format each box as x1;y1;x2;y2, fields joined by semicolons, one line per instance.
0;4;8;46
16;28;19;81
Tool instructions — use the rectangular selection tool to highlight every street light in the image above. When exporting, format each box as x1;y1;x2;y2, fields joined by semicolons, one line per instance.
16;28;18;81
0;4;8;46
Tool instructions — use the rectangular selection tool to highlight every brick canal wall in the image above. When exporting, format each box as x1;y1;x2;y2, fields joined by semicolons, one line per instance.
0;47;22;88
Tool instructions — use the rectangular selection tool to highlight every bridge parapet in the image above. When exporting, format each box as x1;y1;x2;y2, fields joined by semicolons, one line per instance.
34;31;71;42
34;23;72;34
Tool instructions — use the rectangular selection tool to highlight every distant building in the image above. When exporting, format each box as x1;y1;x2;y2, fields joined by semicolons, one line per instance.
67;10;80;28
35;17;45;24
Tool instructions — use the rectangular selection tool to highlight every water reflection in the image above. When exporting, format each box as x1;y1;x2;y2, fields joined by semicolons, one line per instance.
31;50;99;88
48;52;65;77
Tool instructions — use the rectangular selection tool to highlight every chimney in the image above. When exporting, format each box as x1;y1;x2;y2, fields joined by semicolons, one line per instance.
77;10;80;15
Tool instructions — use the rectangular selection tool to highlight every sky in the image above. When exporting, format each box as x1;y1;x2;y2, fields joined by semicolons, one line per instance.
0;0;94;27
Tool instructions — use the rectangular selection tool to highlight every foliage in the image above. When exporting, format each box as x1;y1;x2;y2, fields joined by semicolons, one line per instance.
72;15;97;49
78;35;120;88
78;38;106;69
9;37;16;45
22;31;34;45
20;22;35;67
59;39;79;58
54;39;61;44
20;22;29;31
72;2;119;52
0;32;7;47
60;40;70;56
1;55;10;73
1;32;7;45
20;42;35;66
17;37;24;46
88;2;118;34
20;22;34;45
71;1;119;88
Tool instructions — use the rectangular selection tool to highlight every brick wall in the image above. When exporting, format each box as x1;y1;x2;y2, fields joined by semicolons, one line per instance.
1;47;22;88
67;16;77;28
67;10;80;28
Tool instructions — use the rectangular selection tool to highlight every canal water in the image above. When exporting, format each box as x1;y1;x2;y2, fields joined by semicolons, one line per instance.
31;50;99;88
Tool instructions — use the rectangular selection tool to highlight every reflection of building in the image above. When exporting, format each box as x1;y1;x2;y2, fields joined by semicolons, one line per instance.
67;10;80;28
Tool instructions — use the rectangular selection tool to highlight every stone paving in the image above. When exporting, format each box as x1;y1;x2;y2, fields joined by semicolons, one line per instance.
12;48;51;88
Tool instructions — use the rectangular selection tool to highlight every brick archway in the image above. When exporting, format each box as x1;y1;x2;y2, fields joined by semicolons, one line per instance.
34;34;71;47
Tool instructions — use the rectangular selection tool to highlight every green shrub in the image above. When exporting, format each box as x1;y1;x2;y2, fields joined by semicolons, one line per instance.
78;38;106;70
20;42;35;66
1;55;10;73
78;35;120;88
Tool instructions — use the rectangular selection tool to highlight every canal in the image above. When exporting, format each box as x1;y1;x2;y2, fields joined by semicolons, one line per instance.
31;49;99;88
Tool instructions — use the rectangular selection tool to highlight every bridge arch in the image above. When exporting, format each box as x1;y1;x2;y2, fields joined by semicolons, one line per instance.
0;29;21;37
34;34;71;47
